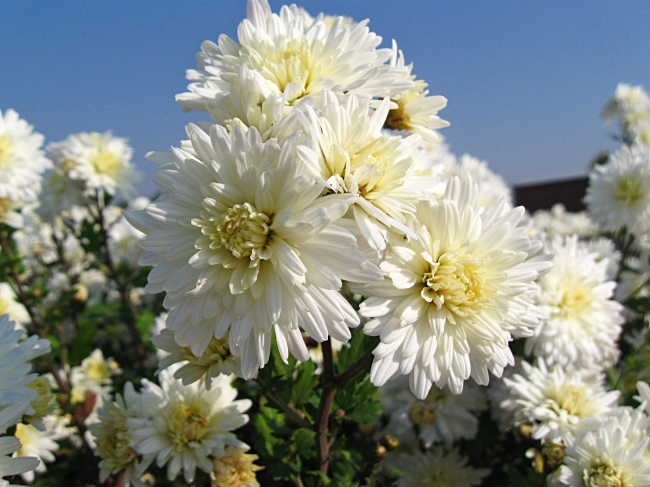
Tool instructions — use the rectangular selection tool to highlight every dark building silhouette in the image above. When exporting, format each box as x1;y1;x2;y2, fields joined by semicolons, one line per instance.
514;176;589;212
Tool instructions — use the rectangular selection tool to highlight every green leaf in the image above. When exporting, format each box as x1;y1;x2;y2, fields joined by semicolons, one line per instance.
291;360;319;406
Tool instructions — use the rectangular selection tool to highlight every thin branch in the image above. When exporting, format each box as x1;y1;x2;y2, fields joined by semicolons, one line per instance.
333;338;379;384
255;379;314;431
315;339;337;483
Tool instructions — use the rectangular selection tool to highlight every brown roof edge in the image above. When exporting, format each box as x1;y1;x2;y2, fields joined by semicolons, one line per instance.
514;176;589;213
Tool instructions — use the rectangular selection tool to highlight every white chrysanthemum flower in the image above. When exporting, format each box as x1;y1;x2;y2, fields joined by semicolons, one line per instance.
525;235;624;370
0;284;29;330
12;415;71;483
127;124;381;378
152;329;240;388
501;360;619;445
449;154;513;209
389;447;489;487
529;204;598;239
584;237;622;281
36;168;89;225
0;109;51;228
210;448;262;487
585;145;650;235
70;349;121;405
89;382;162;487
550;408;650;487
353;176;551;397
0;402;40;485
47;131;140;198
0;315;51;413
379;375;487;447
131;370;251;483
176;0;411;136
602;83;650;132
297;92;443;250
383;41;449;142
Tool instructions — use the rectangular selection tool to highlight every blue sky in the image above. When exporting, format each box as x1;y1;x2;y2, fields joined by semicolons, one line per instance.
1;1;649;197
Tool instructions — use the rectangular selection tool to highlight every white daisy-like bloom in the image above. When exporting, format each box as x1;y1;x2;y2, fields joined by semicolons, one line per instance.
550;408;650;487
176;0;411;136
210;448;263;487
11;210;59;276
130;369;251;483
388;447;489;487
379;375;487;447
0;109;51;228
0;315;51;413
448;154;513;209
152;329;241;389
126;124;381;378
70;349;121;405
584;237;622;281
602;83;650;131
529;204;598;239
585;145;650;235
89;382;162;487
0;284;29;331
525;235;624;370
12;414;71;483
501;359;619;445
297;92;443;250
36;167;89;225
353;176;552;397
383;41;449;142
0;401;40;485
46;131;140;198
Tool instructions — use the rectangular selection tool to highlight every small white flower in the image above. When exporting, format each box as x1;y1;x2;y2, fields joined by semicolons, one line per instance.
389;447;489;487
501;359;619;445
379;375;487;447
525;235;624;370
0;284;29;330
89;382;162;487
585;145;650;236
0;402;40;484
0;109;51;228
12;415;70;482
47;131;140;198
131;370;251;483
70;349;121;406
529;204;597;239
602;83;650;136
551;408;650;487
354;176;551;397
383;41;449;142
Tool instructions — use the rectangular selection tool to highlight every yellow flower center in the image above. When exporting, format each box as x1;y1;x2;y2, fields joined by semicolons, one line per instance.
544;383;593;418
384;102;410;132
421;252;487;319
215;203;271;259
613;177;644;207
555;282;591;320
167;400;211;450
587;463;623;487
408;387;446;426
0;135;13;168
97;416;139;468
180;332;233;368
211;449;263;487
85;359;114;382
91;151;122;175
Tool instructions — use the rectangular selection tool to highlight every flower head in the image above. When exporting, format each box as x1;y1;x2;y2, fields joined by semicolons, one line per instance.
131;370;251;483
585;145;650;235
525;235;624;370
354;176;551;397
211;448;263;487
127;123;381;378
47;131;140;198
176;0;411;136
